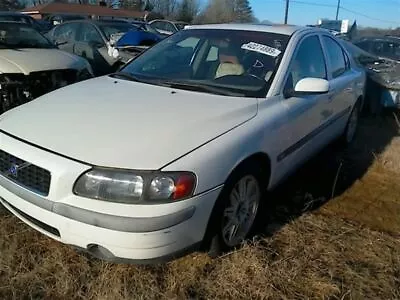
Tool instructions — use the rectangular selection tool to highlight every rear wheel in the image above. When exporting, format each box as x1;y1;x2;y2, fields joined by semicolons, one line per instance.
205;163;265;257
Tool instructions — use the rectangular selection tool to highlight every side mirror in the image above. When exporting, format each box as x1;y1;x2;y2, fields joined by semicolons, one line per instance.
294;78;329;94
54;38;68;46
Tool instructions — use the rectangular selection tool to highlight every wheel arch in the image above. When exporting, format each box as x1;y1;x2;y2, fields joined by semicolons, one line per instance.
224;152;272;188
200;151;272;253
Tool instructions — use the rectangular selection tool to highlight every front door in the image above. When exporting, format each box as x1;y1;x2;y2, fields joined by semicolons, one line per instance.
74;23;111;76
275;34;330;180
51;22;79;54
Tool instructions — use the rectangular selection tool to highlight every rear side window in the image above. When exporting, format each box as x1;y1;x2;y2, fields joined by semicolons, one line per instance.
323;36;347;78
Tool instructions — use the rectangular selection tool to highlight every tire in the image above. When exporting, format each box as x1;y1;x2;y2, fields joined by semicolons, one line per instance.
204;162;266;258
339;101;361;145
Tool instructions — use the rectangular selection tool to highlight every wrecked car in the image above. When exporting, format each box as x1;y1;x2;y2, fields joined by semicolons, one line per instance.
0;11;48;33
342;39;400;112
47;20;161;75
112;29;161;65
0;21;93;113
149;19;188;36
354;36;400;62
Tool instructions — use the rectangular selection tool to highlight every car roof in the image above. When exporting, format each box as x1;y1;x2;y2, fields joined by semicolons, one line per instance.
0;11;26;16
0;21;31;26
184;23;312;36
58;19;134;26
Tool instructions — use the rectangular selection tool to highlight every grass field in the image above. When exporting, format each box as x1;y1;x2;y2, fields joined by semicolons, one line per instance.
0;112;399;300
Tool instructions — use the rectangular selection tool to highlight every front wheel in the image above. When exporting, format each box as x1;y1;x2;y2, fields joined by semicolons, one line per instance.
205;164;264;257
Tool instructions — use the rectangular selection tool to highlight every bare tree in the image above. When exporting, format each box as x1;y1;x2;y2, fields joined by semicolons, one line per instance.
120;0;142;10
151;0;177;18
233;0;254;23
196;0;235;24
0;0;24;9
176;0;199;23
195;0;254;24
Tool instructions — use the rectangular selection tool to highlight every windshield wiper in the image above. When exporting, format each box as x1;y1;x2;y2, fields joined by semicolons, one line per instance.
109;74;246;96
160;80;245;97
109;72;147;82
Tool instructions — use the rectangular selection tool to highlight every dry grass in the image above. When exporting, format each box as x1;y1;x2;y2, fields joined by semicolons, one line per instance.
0;113;399;300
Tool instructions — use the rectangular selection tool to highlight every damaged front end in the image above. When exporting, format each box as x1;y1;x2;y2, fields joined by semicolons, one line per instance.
0;69;92;113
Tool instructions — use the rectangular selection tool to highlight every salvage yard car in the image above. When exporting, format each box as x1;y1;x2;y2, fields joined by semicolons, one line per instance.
0;21;93;113
47;20;160;75
342;38;400;112
0;11;48;33
0;24;365;263
149;19;188;36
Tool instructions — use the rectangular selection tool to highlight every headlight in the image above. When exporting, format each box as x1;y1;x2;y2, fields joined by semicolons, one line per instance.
74;168;196;204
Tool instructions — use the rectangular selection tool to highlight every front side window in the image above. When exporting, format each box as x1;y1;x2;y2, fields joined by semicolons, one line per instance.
285;35;326;93
151;21;165;31
119;29;290;98
53;22;79;42
164;22;177;33
0;23;54;49
322;36;346;78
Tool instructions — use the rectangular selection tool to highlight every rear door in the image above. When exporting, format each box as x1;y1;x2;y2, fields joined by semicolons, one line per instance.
278;34;330;172
320;35;355;138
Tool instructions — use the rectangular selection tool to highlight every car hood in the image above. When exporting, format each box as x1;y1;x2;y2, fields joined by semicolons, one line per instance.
0;76;258;170
0;48;85;75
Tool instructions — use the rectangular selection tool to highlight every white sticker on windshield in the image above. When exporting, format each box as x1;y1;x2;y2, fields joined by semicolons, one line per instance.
241;42;281;57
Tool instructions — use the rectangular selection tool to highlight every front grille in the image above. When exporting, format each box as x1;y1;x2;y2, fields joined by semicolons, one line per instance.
0;150;51;196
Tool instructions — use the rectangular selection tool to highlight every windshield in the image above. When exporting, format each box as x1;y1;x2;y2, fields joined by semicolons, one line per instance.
119;29;290;97
99;23;137;40
0;23;53;49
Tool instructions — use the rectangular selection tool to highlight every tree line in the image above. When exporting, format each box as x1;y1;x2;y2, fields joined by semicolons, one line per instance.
1;0;256;24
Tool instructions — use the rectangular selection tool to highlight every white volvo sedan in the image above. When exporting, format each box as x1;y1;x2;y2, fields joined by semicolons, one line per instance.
0;24;365;263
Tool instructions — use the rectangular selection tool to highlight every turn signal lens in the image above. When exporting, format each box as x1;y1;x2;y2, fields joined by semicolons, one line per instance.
148;173;196;201
173;174;196;200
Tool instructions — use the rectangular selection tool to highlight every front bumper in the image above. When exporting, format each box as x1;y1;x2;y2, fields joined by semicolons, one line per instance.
0;132;221;263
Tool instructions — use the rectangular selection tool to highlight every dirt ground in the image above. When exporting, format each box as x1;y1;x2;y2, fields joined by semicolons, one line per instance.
0;112;399;300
